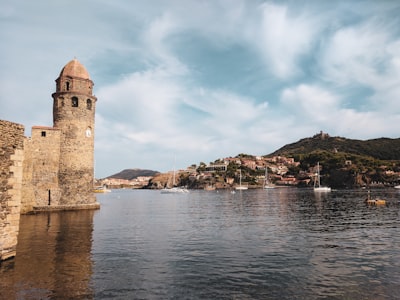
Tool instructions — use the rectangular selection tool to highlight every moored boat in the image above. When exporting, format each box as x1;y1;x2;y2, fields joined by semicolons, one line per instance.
235;169;248;190
93;186;111;193
313;162;331;192
161;186;189;194
263;166;275;189
161;158;189;194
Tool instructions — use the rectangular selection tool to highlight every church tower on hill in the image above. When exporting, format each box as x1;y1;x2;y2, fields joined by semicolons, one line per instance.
52;58;97;206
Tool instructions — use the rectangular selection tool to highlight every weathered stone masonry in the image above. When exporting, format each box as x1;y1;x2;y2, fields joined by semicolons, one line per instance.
52;59;97;207
0;120;24;261
1;59;100;261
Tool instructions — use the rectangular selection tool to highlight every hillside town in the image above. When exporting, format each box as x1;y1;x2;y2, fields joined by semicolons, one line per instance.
97;155;300;189
97;176;155;189
96;153;400;190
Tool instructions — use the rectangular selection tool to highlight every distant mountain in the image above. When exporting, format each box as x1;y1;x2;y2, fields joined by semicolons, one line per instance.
106;168;160;180
269;131;400;160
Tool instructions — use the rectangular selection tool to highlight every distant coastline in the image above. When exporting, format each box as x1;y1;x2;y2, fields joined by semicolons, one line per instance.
96;132;400;190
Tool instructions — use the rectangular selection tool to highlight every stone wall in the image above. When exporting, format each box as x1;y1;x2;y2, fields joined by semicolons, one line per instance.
21;127;62;213
0;120;24;261
20;137;35;214
1;60;100;260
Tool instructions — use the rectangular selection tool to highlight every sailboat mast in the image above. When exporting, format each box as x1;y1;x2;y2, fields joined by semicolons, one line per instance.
265;167;268;186
172;155;176;187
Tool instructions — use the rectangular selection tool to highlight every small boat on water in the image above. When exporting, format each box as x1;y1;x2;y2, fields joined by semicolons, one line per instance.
93;186;111;193
365;190;386;205
235;169;248;190
313;162;331;192
263;166;275;189
204;185;216;191
161;158;189;194
161;186;189;194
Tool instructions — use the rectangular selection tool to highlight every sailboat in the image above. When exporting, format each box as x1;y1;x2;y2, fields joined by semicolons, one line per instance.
235;169;248;190
161;161;188;194
263;166;275;189
313;162;331;192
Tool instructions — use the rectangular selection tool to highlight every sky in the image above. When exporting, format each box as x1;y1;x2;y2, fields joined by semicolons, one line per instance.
1;0;400;178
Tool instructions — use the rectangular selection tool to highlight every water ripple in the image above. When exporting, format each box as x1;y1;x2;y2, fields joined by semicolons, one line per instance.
2;189;400;299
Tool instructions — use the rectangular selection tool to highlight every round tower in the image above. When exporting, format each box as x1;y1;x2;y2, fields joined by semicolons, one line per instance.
52;58;97;206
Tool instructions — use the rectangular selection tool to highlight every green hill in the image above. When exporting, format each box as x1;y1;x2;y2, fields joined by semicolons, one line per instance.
105;132;400;189
267;132;400;188
270;131;400;160
106;168;159;180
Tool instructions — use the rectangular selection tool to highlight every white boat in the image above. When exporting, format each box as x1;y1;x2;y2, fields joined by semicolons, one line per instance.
394;185;400;189
161;161;189;194
313;162;331;192
161;186;189;194
263;166;275;189
93;185;111;193
235;169;248;190
314;186;331;192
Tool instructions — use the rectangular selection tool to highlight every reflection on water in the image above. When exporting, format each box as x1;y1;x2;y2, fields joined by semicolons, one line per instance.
1;189;400;299
0;210;95;299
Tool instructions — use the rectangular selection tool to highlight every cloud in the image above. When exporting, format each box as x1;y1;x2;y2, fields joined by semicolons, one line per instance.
96;64;271;165
280;83;400;139
321;21;389;85
281;84;339;120
2;0;400;177
140;12;189;75
97;68;183;143
319;18;400;110
254;3;319;79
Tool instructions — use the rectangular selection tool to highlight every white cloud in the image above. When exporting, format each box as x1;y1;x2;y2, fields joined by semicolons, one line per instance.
96;65;271;169
321;22;389;86
280;83;400;139
2;0;400;177
281;84;340;123
97;68;183;144
254;3;319;79
320;20;400;110
141;12;189;75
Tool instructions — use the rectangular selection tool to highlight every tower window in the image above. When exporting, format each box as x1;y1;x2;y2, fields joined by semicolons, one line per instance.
41;131;46;137
72;97;78;107
66;82;70;91
87;99;92;110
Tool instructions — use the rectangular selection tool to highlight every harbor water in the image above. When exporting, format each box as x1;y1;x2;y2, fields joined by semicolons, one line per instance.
1;188;400;299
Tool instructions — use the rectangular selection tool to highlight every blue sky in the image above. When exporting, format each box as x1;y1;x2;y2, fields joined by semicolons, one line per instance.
1;0;400;178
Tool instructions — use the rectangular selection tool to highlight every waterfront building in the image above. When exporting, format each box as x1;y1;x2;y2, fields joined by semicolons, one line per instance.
0;59;99;260
21;58;100;212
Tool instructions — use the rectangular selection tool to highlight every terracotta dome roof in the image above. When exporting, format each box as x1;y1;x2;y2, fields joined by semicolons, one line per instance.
59;58;90;79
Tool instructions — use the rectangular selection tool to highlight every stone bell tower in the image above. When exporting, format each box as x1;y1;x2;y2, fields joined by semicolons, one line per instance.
52;58;98;207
